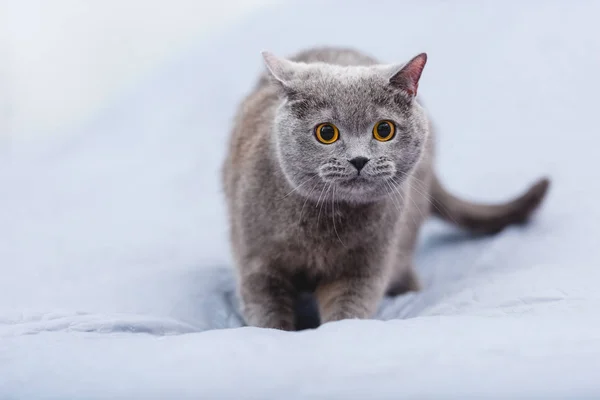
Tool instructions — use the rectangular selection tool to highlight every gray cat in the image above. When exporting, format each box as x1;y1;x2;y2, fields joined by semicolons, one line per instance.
222;47;549;331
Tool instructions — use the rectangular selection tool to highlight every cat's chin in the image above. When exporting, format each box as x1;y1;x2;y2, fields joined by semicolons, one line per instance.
332;179;391;204
287;174;394;204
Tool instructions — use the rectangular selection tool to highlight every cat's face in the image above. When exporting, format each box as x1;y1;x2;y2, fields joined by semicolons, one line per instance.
264;52;429;204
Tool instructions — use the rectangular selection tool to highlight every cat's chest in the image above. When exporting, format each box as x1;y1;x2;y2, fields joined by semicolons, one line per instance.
287;198;385;234
270;199;399;267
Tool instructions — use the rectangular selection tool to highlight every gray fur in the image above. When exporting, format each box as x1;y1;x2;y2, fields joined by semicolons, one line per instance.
222;47;549;330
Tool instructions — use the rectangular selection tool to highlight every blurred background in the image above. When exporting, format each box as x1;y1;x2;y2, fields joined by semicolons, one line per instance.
0;0;275;147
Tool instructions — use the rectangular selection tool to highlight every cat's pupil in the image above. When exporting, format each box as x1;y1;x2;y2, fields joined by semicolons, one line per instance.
320;125;335;141
377;122;391;138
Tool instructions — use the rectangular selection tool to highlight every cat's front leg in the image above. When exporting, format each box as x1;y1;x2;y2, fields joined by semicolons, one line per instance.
239;268;297;331
386;265;420;296
315;273;386;323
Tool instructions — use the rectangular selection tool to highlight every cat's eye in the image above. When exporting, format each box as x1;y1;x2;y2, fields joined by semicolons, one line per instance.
373;120;396;142
315;123;339;144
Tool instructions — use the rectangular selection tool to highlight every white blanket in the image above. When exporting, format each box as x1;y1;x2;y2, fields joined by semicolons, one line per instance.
3;1;600;398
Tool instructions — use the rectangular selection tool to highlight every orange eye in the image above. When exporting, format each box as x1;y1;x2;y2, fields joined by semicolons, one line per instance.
373;120;396;142
315;123;339;144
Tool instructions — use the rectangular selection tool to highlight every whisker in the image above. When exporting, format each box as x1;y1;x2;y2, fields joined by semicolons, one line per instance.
281;174;318;199
314;183;328;209
396;171;430;193
390;177;426;223
384;181;403;215
388;179;420;228
393;175;433;207
331;185;345;247
317;183;332;227
393;172;460;226
297;181;320;235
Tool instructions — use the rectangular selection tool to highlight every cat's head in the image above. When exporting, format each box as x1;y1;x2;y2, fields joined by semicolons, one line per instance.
263;51;430;204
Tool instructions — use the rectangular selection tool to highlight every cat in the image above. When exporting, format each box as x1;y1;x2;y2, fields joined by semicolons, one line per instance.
222;47;549;331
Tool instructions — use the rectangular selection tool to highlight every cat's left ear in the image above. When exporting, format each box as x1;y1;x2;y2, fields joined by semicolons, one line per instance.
261;51;297;85
388;53;427;97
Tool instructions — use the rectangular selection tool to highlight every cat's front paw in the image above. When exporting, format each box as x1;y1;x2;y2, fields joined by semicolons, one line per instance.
242;303;296;331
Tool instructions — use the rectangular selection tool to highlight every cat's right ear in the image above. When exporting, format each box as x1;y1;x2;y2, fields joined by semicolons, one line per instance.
261;51;297;85
388;53;427;98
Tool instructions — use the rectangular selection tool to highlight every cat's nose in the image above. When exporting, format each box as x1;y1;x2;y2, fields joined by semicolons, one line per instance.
349;157;370;172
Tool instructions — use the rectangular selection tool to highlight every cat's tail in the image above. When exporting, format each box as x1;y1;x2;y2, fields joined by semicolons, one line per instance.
430;174;550;235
